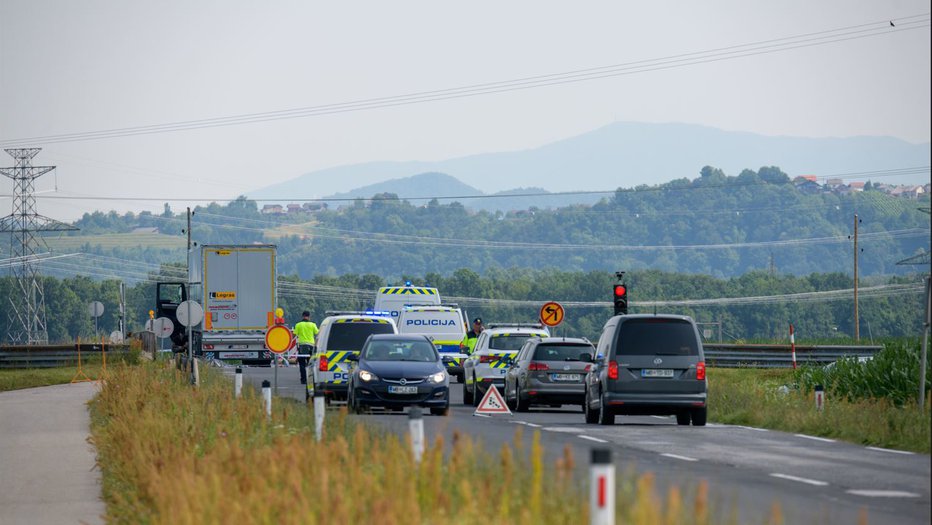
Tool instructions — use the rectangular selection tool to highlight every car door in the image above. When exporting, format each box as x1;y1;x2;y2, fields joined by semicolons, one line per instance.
506;342;531;398
588;322;615;404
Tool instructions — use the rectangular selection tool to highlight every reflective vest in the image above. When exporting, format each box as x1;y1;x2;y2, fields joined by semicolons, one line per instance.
460;330;480;354
294;320;319;345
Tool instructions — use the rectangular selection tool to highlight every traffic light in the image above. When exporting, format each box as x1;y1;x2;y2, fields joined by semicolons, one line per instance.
613;284;628;316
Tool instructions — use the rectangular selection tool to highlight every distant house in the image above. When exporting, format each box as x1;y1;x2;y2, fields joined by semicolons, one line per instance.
848;182;865;192
891;185;925;199
793;176;822;194
825;178;845;189
286;204;303;213
261;204;284;214
302;202;327;212
795;175;818;183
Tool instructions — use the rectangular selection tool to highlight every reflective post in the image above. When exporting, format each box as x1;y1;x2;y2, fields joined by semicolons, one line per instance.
313;392;325;442
590;448;614;525
262;380;272;419
815;384;825;411
409;406;425;463
234;367;243;398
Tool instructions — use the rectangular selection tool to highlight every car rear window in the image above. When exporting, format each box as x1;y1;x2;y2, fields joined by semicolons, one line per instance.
614;318;699;356
489;334;542;351
327;322;395;351
532;344;594;361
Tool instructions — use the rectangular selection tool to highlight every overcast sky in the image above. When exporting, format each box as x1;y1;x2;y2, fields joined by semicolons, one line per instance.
1;0;929;221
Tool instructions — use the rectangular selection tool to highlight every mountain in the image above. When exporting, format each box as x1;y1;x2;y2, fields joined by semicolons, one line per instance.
247;121;931;207
324;172;481;204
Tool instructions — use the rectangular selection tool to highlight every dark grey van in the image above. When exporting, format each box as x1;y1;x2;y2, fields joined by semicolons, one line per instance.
583;314;707;426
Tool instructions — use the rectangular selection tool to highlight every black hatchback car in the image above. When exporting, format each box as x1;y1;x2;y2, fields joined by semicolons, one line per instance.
584;314;707;426
347;334;450;415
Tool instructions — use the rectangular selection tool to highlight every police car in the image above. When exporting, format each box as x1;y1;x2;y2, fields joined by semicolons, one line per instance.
397;305;468;383
462;323;550;406
309;311;397;402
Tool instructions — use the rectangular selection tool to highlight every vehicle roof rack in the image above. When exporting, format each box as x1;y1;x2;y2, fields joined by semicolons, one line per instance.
487;323;545;330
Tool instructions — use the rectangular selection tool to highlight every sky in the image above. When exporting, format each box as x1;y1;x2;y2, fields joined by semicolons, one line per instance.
1;0;929;221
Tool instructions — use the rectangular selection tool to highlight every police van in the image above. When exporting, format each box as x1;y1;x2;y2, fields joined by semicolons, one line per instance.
373;283;442;321
309;311;397;401
397;305;468;383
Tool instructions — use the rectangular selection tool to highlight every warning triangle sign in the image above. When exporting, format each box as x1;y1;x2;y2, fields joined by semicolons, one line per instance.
475;384;512;415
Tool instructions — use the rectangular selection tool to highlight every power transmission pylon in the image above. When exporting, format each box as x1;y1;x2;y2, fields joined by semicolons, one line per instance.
1;148;77;344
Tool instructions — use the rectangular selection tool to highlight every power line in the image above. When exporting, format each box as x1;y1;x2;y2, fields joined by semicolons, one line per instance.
1;15;927;148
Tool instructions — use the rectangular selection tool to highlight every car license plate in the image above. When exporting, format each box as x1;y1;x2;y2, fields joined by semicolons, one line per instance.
388;386;418;394
551;373;580;382
641;369;674;378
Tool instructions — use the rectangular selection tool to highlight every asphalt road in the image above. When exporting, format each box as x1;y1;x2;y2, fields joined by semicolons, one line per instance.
232;364;931;525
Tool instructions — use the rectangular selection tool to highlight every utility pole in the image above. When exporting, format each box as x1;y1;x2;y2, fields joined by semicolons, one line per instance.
854;214;859;342
0;148;77;344
186;207;194;379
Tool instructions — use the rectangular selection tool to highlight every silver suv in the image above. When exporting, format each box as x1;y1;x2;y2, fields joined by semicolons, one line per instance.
584;314;707;426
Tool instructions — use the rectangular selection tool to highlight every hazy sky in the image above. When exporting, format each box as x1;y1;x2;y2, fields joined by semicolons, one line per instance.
1;1;929;220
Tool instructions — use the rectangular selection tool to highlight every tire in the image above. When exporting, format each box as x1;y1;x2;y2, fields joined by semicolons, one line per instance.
430;405;449;416
691;407;707;426
676;412;691;426
584;389;599;424
462;380;473;405
515;385;530;412
349;392;363;415
456;372;465;384
472;376;482;407
505;383;517;411
597;393;615;426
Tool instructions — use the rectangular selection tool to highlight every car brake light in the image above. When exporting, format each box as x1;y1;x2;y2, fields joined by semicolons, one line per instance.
584;364;592;372
528;362;549;371
318;355;329;372
203;344;214;350
696;361;706;381
607;361;618;380
479;355;493;363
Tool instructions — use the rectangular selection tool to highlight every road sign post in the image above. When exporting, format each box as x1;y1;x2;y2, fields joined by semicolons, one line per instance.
88;301;104;339
177;300;204;385
265;324;294;394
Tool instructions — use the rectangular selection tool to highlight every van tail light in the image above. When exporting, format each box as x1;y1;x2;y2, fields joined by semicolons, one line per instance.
607;361;619;380
319;355;329;372
528;362;549;371
479;355;493;363
696;361;706;381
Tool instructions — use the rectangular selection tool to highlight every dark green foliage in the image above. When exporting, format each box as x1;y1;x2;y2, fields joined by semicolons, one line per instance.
796;339;932;404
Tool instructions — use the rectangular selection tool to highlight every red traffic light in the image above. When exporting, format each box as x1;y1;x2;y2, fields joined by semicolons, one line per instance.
614;285;627;297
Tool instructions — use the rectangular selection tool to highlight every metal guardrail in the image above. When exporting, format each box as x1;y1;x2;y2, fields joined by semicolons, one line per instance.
0;344;130;369
704;343;883;368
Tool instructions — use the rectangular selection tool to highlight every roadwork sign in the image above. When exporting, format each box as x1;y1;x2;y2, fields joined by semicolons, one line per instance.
539;301;565;327
475;385;512;415
265;325;294;354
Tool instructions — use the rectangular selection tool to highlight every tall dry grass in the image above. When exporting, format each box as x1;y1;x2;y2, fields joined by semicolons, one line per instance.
91;362;765;524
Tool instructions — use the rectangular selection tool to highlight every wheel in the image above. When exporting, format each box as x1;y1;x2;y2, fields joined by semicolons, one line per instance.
505;382;517;410
676;412;691;426
462;380;473;405
430;405;449;416
515;385;530;412
584;389;599;424
348;392;363;415
691;407;707;426
456;372;465;384
472;376;482;407
597;393;615;425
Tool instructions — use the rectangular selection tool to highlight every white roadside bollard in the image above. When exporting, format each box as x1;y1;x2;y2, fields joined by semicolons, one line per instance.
314;391;326;442
262;380;272;419
409;406;425;463
815;384;825;412
234;367;243;399
193;357;200;387
590;448;615;525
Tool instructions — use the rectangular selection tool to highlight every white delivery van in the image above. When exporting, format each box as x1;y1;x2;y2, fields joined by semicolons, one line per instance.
397;305;468;382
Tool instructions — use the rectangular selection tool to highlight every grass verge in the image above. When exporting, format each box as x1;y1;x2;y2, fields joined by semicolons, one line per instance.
708;367;931;453
0;363;108;392
90;362;777;524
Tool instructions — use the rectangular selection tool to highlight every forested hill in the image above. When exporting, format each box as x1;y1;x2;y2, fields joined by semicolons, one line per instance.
56;166;929;279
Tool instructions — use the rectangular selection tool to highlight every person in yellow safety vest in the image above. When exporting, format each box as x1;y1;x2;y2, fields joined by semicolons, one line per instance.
294;310;319;385
460;317;483;355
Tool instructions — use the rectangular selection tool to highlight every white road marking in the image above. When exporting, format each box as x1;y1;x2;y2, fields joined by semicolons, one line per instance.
525;423;542;428
795;433;835;443
651;416;669;420
579;435;608;444
542;427;585;433
867;446;915;455
769;473;829;486
473;413;491;418
661;453;699;462
846;489;920;498
735;425;768;432
510;420;528;425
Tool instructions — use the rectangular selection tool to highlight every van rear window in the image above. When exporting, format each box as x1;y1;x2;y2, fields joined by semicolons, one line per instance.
327;323;395;351
615;318;699;356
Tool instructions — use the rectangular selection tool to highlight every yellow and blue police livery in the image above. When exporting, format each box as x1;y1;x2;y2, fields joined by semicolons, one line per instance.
397;305;468;383
462;323;550;407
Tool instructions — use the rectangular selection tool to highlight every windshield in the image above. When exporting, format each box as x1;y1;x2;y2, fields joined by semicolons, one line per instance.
488;333;544;352
615;318;699;356
533;343;594;361
327;322;395;351
363;340;439;362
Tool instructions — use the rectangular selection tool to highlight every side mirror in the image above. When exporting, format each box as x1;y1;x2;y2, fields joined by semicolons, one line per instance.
596;353;604;360
347;354;359;362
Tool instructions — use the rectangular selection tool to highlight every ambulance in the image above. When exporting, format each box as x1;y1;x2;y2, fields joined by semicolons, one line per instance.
309;311;397;401
397;305;468;383
373;283;442;320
